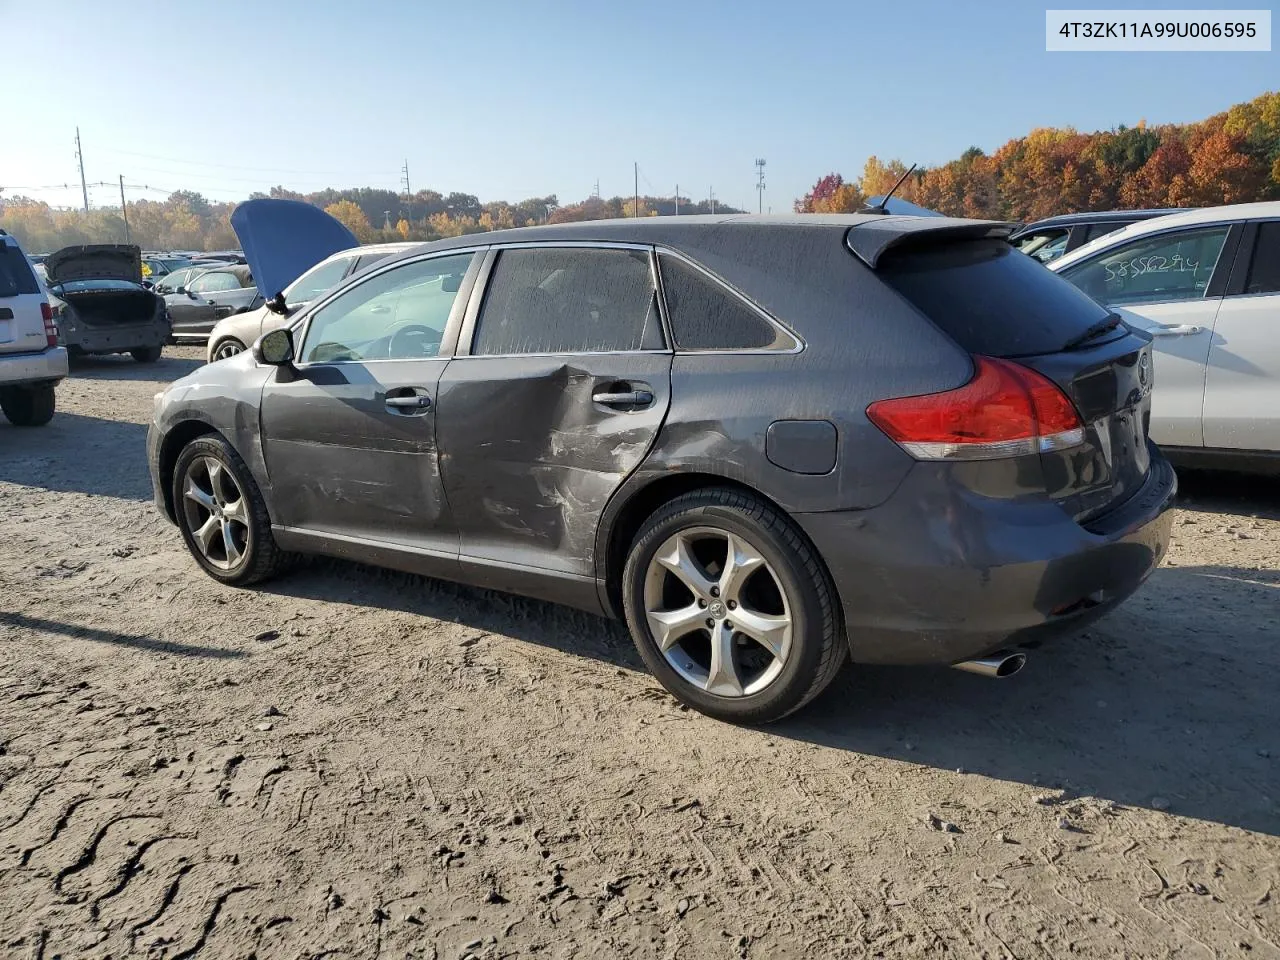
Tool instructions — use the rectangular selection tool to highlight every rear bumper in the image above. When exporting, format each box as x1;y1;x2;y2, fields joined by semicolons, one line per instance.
797;453;1177;666
62;321;168;353
0;346;68;385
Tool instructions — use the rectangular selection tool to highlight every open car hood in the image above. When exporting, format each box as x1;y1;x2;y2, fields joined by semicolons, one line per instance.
231;199;358;300
44;244;143;284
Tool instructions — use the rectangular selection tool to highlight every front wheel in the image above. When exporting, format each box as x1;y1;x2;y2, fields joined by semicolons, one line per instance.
211;338;245;362
131;346;162;363
172;435;292;586
0;383;56;426
622;488;846;724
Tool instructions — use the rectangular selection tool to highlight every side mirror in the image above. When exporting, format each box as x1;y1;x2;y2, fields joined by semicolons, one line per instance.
266;292;290;315
254;328;295;366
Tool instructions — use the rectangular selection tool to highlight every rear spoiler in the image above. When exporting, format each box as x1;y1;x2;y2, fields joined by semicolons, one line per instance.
845;217;1018;269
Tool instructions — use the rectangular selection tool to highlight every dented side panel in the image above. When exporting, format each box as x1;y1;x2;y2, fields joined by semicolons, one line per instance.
435;352;673;580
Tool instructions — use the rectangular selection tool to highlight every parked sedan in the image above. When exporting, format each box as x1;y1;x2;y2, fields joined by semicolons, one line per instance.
1051;202;1280;473
166;264;261;343
149;206;1176;723
44;244;169;362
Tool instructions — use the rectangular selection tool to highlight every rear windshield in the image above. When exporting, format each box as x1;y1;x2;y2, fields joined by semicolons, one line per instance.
53;279;145;294
0;244;40;297
878;239;1112;357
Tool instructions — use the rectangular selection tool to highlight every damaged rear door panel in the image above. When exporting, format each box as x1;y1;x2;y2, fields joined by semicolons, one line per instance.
436;244;672;607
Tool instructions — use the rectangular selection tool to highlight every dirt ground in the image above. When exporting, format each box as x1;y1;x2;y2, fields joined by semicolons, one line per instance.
1;347;1277;960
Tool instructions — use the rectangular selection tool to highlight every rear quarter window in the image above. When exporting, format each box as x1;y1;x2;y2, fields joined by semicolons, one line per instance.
658;254;795;351
0;244;40;297
878;239;1111;357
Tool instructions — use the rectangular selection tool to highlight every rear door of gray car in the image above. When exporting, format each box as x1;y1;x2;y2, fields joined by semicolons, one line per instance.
257;250;482;555
435;243;673;591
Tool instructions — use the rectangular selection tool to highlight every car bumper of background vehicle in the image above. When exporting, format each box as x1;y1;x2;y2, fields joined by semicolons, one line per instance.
0;347;68;385
62;323;168;353
795;454;1177;666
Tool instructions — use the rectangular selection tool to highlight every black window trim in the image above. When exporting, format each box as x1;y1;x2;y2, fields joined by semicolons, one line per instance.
654;247;804;356
1059;221;1245;307
453;241;674;359
1223;218;1280;300
285;246;485;367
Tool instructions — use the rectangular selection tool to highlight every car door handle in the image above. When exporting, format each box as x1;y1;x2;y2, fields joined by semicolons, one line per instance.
1150;324;1203;337
385;394;432;409
592;389;654;407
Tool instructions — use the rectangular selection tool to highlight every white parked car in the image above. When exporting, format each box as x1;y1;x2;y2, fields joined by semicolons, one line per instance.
1051;202;1280;473
206;242;418;363
0;231;67;426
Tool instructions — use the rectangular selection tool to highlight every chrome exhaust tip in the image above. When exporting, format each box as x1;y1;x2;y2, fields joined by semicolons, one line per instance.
952;651;1026;679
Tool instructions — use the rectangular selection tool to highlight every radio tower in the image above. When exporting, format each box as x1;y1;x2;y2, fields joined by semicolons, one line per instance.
400;159;411;198
754;158;766;214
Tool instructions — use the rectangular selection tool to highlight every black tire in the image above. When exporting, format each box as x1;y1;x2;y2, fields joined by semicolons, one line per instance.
0;383;56;427
210;338;246;362
172;434;293;586
132;346;163;363
622;487;846;724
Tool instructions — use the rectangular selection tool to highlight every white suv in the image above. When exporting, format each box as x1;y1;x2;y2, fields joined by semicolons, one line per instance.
0;230;67;426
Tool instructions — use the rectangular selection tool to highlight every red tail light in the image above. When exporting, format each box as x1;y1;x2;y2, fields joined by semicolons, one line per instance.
40;301;58;347
867;356;1085;461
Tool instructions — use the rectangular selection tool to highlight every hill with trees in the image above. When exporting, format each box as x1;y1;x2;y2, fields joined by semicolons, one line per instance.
796;91;1279;221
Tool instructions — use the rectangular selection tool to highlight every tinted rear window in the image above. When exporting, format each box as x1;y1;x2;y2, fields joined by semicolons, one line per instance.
878;239;1111;357
0;244;40;297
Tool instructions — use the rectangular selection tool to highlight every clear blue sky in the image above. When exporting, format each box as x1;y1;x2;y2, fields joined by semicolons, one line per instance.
1;0;1274;211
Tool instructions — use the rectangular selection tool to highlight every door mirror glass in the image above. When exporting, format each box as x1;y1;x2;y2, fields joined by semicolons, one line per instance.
255;328;295;365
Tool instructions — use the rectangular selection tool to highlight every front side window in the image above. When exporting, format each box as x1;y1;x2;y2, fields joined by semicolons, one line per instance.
285;256;354;306
1244;222;1280;295
189;271;243;294
472;247;664;356
1060;226;1231;306
659;254;791;350
301;253;474;363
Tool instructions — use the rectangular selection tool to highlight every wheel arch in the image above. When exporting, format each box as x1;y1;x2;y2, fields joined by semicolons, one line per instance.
157;420;223;521
597;471;806;619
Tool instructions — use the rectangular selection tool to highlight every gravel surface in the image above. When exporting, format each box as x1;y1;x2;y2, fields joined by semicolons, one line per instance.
1;348;1277;959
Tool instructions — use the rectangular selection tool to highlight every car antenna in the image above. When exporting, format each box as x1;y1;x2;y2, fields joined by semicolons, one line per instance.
860;163;918;216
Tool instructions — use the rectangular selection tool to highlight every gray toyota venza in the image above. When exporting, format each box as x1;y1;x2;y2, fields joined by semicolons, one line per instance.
148;200;1176;723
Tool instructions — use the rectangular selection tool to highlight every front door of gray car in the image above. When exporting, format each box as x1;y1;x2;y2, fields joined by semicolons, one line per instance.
436;245;673;587
258;252;478;555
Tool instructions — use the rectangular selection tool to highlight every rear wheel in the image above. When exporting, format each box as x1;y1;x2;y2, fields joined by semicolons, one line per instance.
172;435;292;586
0;384;56;426
211;338;245;362
622;488;846;723
131;346;162;363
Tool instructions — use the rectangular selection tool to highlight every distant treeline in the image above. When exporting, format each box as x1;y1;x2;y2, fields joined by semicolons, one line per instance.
796;90;1280;221
0;184;743;255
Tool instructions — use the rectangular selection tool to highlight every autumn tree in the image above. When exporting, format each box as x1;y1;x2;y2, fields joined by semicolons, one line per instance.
324;200;373;242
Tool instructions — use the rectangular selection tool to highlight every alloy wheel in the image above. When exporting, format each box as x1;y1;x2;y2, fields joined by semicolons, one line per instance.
181;456;250;570
214;340;244;361
643;526;792;697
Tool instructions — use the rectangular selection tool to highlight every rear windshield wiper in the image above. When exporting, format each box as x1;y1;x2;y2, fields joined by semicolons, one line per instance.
1062;313;1123;351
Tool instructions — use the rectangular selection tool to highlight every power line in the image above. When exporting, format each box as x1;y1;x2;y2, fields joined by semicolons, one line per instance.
92;145;393;178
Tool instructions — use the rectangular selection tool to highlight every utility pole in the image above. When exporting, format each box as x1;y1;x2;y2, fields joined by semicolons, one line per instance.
754;158;766;214
675;184;679;217
400;160;411;198
119;175;130;243
75;127;89;213
592;179;600;199
709;187;715;214
383;210;392;231
633;162;639;217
